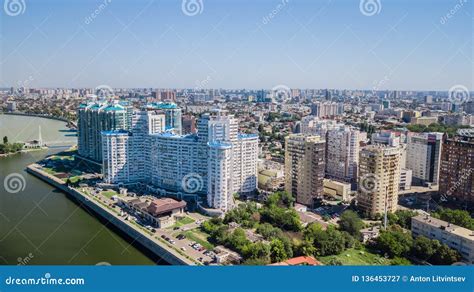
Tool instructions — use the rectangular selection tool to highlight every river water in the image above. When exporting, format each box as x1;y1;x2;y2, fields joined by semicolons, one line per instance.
0;114;159;265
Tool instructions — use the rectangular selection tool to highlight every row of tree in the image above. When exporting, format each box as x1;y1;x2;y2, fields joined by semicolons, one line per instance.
0;136;24;154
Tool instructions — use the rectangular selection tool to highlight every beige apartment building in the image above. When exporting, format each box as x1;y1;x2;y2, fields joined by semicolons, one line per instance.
412;215;474;264
357;145;401;218
285;134;326;207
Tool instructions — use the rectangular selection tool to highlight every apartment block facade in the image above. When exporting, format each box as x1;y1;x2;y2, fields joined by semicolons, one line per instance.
439;129;474;204
406;132;443;185
100;108;258;213
284;134;326;207
357;145;401;218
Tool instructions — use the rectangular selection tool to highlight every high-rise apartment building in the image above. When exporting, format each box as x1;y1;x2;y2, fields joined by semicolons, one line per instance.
182;114;197;134
102;111;165;184
300;116;342;137
77;101;132;162
284;134;326;207
406;132;443;185
439;129;474;204
147;102;182;134
326;126;361;182
357;145;401;218
100;107;258;213
310;102;343;118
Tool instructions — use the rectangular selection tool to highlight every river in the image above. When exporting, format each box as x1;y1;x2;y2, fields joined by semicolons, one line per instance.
0;114;159;265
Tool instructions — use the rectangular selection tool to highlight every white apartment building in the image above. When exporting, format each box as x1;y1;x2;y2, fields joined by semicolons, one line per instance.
207;141;234;212
326;126;361;182
102;111;165;184
300;116;342;137
406;132;443;185
102;108;258;213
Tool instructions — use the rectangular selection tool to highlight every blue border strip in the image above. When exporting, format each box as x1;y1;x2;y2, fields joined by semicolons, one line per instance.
0;266;473;292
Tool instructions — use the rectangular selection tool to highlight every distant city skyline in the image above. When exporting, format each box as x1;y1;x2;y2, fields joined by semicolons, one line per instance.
1;0;472;91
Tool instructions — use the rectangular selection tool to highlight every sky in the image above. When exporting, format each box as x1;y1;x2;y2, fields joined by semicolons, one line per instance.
0;0;472;91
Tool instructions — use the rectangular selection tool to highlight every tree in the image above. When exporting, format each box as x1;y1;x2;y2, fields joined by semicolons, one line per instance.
270;239;288;263
433;208;474;230
396;210;417;229
339;210;364;237
327;258;343;266
256;223;282;239
411;236;436;260
2;136;8;144
430;244;461;265
295;239;317;257
375;227;413;258
304;225;346;256
244;242;271;263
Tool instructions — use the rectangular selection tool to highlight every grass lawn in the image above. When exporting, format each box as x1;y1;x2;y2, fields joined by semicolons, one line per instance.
173;216;195;227
101;190;117;199
180;229;215;250
42;167;56;175
319;247;391;266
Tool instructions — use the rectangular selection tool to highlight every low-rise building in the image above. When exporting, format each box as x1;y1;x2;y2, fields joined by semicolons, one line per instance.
323;179;351;202
360;226;381;243
119;196;186;228
411;215;474;264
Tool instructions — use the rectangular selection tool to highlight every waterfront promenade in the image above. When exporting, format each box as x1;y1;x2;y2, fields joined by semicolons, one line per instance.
26;163;197;266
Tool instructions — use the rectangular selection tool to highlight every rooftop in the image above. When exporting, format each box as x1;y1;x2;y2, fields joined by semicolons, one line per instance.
269;256;322;266
457;128;474;138
412;215;474;240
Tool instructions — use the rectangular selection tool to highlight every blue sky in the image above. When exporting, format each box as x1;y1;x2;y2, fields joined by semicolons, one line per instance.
0;0;472;90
